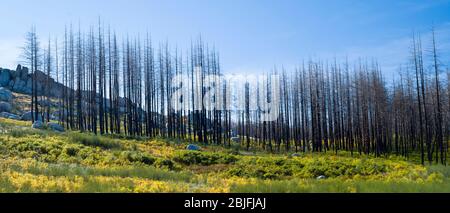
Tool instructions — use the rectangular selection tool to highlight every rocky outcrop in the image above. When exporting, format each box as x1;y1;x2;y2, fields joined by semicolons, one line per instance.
20;111;56;121
0;65;64;97
31;120;44;129
186;144;201;151
316;175;326;179
0;112;20;120
11;78;32;94
0;101;12;112
231;137;240;143
0;87;12;102
47;122;65;132
0;70;11;86
30;120;65;132
21;111;33;121
38;99;57;107
1;65;132;103
0;87;14;113
0;65;139;116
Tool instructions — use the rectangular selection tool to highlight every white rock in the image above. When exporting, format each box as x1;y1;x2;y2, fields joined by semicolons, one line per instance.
31;120;44;129
47;122;65;132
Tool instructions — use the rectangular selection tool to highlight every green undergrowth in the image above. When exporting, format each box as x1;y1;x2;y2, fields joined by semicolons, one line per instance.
0;117;449;192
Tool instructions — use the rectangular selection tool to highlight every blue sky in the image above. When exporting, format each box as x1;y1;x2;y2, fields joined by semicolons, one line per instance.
0;0;449;77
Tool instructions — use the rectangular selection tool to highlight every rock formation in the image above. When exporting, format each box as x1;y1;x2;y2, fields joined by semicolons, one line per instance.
0;64;65;97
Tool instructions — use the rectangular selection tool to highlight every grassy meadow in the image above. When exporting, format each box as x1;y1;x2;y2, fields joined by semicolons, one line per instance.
0;117;449;193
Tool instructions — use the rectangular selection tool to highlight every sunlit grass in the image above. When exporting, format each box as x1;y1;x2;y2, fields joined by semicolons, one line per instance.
0;117;449;193
229;177;450;193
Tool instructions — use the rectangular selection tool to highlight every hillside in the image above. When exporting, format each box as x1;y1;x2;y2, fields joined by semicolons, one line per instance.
0;66;448;193
0;117;449;192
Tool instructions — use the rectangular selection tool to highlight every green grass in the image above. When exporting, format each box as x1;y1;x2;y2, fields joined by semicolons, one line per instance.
225;155;426;180
69;132;122;149
6;160;192;182
0;117;449;193
173;150;238;165
230;178;450;193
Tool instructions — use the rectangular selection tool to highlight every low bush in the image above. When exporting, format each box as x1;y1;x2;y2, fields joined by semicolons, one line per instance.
173;150;238;166
226;157;294;179
119;151;156;166
229;178;450;193
226;156;423;180
8;128;48;138
7;160;192;182
154;158;175;170
69;133;121;149
63;145;80;156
